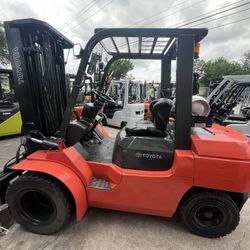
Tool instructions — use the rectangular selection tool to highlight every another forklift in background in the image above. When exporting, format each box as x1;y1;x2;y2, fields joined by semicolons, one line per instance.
143;81;161;120
0;69;22;136
102;79;144;128
143;72;200;121
1;19;250;239
207;75;250;135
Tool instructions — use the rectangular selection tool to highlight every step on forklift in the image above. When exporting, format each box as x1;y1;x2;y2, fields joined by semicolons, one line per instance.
0;69;22;136
0;19;250;238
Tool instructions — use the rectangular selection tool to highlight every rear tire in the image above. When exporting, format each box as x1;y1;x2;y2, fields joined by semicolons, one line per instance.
6;172;71;235
179;191;239;238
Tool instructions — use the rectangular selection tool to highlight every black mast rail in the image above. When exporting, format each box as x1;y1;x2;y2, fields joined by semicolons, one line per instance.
4;19;74;137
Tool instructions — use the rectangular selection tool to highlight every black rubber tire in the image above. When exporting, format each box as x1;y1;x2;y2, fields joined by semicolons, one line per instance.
6;172;71;235
179;191;240;238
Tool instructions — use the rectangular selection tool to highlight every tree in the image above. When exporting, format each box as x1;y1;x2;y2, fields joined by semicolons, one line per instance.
241;50;250;73
110;59;134;79
0;22;10;66
193;59;206;77
194;57;246;87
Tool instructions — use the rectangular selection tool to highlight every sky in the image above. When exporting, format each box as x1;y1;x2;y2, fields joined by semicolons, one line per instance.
1;0;250;82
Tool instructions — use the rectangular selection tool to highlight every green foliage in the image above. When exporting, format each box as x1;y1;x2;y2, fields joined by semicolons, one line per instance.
241;51;250;73
0;22;10;66
110;59;134;79
194;57;247;87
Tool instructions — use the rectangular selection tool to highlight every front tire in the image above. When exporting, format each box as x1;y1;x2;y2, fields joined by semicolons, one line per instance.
6;172;71;234
180;191;239;238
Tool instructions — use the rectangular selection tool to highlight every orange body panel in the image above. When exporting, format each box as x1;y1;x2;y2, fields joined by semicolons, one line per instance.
13;157;88;221
192;124;250;160
11;124;250;221
193;156;250;193
191;124;250;193
96;124;109;138
13;146;95;220
87;155;193;217
87;151;194;217
12;148;194;218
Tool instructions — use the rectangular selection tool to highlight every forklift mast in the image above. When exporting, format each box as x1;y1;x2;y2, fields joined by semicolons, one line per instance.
4;19;74;137
5;19;208;149
207;75;250;105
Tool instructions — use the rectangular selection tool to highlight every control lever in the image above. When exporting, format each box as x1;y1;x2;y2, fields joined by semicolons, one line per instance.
28;137;59;149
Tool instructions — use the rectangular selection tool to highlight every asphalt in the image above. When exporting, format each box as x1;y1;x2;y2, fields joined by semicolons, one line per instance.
0;127;250;250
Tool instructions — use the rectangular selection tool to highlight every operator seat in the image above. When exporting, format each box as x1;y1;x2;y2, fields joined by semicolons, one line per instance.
152;98;173;131
149;99;158;121
66;101;103;146
126;98;173;137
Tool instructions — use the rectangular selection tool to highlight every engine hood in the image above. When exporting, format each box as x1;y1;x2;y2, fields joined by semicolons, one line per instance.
191;124;250;160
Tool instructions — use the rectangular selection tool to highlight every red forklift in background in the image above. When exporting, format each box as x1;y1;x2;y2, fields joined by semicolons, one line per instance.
0;19;250;238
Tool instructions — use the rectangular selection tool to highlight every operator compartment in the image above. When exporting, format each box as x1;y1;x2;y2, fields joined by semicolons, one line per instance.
112;128;174;170
112;97;175;170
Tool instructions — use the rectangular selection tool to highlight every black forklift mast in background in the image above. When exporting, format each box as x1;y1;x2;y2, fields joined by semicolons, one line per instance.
4;19;74;137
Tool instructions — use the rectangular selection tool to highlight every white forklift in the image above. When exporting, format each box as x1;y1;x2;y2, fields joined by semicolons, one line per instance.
102;79;144;128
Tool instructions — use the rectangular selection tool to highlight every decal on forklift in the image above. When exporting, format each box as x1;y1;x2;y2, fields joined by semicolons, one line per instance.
12;47;24;85
135;152;163;159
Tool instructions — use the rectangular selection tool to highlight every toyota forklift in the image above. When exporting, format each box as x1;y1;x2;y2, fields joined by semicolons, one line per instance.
0;19;250;239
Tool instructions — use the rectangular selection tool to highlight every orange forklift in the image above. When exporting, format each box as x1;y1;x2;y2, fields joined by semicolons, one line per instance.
0;19;250;238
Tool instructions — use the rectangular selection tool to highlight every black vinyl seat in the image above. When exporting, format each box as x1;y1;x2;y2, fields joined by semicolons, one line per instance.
149;99;158;120
152;98;173;131
125;98;173;137
125;126;166;137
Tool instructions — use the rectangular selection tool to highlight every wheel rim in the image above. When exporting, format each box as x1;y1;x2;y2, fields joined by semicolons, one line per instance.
18;190;57;226
193;204;225;228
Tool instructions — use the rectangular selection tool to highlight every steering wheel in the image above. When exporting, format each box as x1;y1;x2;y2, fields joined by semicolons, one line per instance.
92;89;116;104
